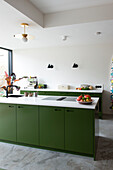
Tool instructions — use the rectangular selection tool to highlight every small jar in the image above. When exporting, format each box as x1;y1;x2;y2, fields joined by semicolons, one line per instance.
24;92;28;97
29;92;33;97
35;92;38;97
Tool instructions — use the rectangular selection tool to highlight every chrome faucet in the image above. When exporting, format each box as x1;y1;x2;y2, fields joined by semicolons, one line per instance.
6;85;20;98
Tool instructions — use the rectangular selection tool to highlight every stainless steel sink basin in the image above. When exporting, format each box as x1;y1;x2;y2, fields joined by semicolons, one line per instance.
43;96;77;102
62;97;77;102
43;96;60;100
6;95;24;98
43;96;66;101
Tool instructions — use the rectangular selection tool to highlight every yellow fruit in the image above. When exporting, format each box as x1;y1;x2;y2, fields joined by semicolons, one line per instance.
89;86;93;90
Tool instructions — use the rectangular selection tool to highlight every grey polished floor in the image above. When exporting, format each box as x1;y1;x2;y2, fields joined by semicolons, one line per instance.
0;115;113;170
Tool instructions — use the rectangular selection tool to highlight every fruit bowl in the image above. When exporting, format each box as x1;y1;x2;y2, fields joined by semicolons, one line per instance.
78;100;93;105
77;94;93;104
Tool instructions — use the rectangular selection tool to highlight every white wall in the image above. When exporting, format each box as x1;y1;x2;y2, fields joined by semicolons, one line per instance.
13;44;113;114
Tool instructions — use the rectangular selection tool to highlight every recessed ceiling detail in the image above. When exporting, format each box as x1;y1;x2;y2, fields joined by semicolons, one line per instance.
29;0;113;13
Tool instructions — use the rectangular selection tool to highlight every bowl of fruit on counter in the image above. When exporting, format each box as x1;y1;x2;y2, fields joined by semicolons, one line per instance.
76;85;93;90
77;94;93;104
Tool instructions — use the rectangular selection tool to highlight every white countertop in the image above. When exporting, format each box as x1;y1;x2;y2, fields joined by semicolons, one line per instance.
0;96;99;110
20;88;103;93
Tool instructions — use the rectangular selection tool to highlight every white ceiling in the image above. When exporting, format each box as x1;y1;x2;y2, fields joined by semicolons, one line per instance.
1;0;113;50
30;0;113;13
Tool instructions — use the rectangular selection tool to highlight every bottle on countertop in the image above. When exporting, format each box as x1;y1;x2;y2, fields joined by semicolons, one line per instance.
34;78;38;89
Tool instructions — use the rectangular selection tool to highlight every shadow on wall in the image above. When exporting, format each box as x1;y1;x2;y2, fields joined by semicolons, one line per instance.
102;90;112;114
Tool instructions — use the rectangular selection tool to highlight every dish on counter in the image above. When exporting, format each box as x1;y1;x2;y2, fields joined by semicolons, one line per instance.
78;100;93;105
76;85;93;90
77;94;93;104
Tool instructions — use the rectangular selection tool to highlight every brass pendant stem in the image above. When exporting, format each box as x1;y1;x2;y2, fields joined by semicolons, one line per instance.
24;25;25;34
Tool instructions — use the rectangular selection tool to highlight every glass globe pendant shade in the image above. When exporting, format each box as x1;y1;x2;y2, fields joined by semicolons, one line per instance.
22;34;28;42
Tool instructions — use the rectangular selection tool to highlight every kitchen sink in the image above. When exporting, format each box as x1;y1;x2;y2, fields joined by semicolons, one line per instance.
62;97;77;102
43;96;77;102
43;96;66;101
6;95;24;98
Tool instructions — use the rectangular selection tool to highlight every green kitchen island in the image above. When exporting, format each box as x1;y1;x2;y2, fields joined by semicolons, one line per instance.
0;96;99;160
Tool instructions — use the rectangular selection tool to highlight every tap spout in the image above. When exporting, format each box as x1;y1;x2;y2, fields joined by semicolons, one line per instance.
6;85;20;98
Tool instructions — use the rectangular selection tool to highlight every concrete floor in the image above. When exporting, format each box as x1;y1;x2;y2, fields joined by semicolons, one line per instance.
0;114;113;170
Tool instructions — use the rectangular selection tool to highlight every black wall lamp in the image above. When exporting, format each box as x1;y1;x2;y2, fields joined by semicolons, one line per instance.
72;63;78;68
47;64;54;69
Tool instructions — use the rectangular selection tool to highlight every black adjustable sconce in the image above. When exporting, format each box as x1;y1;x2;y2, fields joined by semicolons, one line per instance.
72;63;78;68
47;64;54;69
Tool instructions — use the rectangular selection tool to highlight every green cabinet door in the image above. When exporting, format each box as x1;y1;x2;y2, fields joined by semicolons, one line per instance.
17;105;39;145
39;106;64;149
65;108;94;155
0;104;16;141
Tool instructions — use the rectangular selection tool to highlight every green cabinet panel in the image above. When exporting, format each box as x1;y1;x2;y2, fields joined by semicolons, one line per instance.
39;106;64;149
0;102;97;159
38;91;47;95
38;91;77;96
17;105;39;145
0;104;16;141
20;90;24;94
38;91;61;96
20;90;37;94
65;108;94;155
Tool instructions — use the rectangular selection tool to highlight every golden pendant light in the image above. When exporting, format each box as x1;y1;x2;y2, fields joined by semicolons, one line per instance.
21;23;29;42
14;23;34;42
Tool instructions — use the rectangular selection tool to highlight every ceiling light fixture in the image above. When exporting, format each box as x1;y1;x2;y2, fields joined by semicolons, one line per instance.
61;35;68;41
14;23;34;42
21;23;28;42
